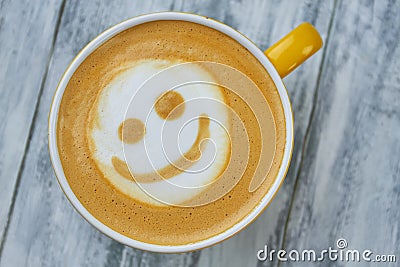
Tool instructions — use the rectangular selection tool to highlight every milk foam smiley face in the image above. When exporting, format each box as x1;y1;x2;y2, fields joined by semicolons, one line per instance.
88;60;276;207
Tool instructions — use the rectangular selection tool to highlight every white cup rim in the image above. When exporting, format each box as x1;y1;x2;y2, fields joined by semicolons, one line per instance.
48;11;294;253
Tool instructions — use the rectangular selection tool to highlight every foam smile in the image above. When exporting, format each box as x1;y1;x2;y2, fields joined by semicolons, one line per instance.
112;115;210;183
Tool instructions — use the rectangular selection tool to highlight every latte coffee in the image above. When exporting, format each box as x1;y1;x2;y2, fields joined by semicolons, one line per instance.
57;20;286;245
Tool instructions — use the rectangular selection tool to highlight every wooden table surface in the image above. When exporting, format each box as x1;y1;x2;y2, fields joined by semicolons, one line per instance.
0;0;399;266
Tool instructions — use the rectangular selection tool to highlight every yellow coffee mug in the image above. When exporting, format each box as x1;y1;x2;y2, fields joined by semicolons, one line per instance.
265;22;322;77
49;12;322;253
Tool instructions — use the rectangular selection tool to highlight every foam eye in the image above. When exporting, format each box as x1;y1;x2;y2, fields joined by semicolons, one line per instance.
118;118;145;144
154;90;185;120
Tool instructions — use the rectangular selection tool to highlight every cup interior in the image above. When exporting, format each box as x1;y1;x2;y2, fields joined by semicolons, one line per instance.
48;12;294;253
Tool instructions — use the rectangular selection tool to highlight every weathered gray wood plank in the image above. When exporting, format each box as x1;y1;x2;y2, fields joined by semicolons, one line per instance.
196;1;337;266
282;0;400;266
0;1;200;266
0;0;64;248
0;0;337;266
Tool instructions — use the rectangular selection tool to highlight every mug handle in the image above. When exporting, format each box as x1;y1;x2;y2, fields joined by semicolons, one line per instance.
265;22;323;78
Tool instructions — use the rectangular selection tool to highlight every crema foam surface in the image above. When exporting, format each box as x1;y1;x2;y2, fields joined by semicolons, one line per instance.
57;20;286;245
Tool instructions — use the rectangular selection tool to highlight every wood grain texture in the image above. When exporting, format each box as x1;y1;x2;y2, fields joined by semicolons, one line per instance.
0;1;210;266
196;1;336;267
2;0;399;266
282;0;400;266
0;0;64;243
0;0;337;266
